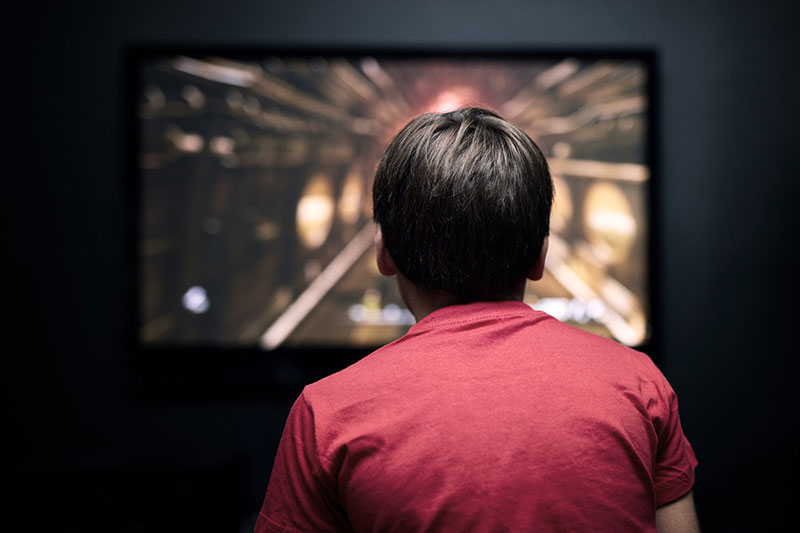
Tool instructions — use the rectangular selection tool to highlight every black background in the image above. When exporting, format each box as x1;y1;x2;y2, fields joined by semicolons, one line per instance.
5;1;797;531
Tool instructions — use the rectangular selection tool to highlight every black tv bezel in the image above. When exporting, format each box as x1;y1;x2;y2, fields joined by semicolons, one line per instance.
124;45;659;400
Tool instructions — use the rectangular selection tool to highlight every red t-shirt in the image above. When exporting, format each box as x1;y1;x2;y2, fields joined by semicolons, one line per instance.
257;301;697;532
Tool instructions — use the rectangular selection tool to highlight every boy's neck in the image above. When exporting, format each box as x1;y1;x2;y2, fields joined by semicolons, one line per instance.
396;274;527;322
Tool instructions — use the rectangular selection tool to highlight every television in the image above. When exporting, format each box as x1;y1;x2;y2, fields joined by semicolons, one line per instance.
130;47;655;385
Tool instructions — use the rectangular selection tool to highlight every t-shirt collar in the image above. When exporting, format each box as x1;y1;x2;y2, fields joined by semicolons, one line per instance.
409;299;534;333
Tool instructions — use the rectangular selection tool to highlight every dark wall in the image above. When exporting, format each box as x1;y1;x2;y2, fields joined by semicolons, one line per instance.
6;0;797;531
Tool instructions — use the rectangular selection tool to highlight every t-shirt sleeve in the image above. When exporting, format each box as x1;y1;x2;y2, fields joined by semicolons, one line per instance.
651;374;699;507
255;392;351;533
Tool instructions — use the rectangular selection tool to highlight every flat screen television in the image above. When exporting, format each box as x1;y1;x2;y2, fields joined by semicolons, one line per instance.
129;47;656;389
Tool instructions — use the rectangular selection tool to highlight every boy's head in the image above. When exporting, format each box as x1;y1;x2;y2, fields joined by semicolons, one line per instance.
372;107;553;302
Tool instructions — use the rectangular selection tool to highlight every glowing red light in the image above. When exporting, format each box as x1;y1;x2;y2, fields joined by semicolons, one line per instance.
429;90;466;113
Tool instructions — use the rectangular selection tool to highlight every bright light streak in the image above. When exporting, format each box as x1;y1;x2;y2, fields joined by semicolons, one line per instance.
548;158;649;183
172;56;257;87
260;223;376;350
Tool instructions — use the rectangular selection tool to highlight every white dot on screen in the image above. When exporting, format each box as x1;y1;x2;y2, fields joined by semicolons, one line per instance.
182;286;210;314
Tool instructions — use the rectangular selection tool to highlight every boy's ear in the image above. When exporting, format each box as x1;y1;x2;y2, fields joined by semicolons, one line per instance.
375;227;398;276
528;237;549;281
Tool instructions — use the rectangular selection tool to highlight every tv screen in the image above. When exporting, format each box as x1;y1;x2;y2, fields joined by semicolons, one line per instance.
133;49;653;352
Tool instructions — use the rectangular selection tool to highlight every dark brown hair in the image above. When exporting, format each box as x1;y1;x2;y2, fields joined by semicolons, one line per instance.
373;107;553;301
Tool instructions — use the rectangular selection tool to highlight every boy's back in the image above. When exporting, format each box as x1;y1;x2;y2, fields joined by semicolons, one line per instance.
259;301;696;532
